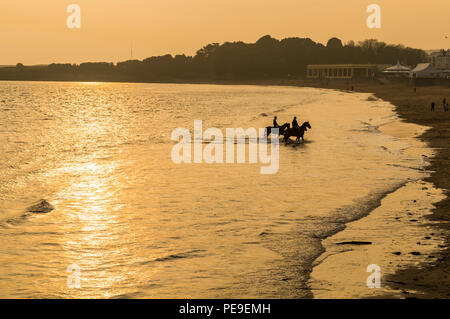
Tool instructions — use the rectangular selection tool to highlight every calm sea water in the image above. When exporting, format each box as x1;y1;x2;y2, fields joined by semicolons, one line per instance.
0;81;427;298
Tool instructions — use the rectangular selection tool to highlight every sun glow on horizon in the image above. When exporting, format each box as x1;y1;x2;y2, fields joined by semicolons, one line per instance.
1;0;449;65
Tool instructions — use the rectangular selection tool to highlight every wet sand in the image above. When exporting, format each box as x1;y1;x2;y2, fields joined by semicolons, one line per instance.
153;80;450;297
310;180;446;298
307;82;450;298
309;119;447;298
360;83;450;298
201;79;450;298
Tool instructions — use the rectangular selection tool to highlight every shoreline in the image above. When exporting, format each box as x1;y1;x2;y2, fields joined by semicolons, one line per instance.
367;84;450;298
280;80;449;298
2;78;448;298
309;179;447;298
308;117;447;298
156;79;450;298
210;79;450;298
324;82;450;298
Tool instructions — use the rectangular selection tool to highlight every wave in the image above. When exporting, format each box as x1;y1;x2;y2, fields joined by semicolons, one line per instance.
256;179;417;298
139;249;207;265
0;199;55;227
294;179;420;296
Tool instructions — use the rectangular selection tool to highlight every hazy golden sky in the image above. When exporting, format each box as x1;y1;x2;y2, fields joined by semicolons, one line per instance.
1;0;449;65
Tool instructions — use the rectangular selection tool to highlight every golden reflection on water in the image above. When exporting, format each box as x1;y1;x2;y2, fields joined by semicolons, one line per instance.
0;82;441;298
55;159;126;297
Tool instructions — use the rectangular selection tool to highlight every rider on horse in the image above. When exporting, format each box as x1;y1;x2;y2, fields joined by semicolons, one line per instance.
273;116;279;128
292;116;299;130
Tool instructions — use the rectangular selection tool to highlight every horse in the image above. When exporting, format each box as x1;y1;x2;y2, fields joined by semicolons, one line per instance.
283;121;311;143
265;123;290;137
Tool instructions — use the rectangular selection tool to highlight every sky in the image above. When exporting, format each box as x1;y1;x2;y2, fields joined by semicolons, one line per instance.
1;0;449;65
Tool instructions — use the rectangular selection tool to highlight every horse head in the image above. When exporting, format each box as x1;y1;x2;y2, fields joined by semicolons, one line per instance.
303;121;311;131
280;123;290;134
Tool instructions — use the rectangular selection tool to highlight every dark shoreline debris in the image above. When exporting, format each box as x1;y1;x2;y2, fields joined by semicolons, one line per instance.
26;199;55;214
336;241;372;245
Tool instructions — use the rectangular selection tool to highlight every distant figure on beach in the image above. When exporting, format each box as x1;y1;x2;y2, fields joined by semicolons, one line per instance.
445;103;449;112
273;116;279;128
414;87;417;93
431;102;435;112
443;98;447;108
292;116;299;129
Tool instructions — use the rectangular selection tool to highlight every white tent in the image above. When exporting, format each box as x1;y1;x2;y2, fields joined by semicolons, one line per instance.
410;63;439;78
383;61;411;73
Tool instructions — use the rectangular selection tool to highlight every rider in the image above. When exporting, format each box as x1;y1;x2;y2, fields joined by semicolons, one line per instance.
273;116;279;128
292;116;299;130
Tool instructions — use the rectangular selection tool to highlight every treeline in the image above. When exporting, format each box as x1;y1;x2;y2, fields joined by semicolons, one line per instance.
0;36;427;82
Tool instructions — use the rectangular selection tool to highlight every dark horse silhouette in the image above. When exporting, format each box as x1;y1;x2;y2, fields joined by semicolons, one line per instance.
283;121;311;143
265;123;290;137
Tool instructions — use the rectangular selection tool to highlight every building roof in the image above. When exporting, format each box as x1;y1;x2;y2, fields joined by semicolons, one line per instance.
411;63;437;73
410;63;442;78
307;64;379;68
383;61;411;72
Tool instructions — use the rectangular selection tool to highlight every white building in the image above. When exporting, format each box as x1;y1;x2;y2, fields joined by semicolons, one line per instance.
430;50;450;70
306;64;382;79
410;63;440;78
383;61;411;77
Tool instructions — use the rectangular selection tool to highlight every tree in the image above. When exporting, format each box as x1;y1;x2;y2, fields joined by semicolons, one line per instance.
0;36;428;81
326;38;343;50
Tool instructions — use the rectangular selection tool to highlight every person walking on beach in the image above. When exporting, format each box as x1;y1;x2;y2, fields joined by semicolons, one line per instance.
292;116;299;130
273;116;279;128
431;102;435;112
443;97;447;108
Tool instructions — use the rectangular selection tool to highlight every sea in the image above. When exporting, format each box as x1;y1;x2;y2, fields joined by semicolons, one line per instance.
0;81;431;298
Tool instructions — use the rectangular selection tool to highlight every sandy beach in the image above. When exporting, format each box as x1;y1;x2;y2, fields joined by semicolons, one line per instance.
189;79;450;298
285;81;450;298
308;119;447;298
302;81;450;298
362;83;450;298
182;79;450;298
